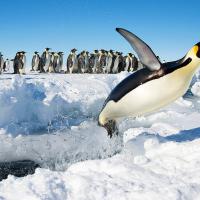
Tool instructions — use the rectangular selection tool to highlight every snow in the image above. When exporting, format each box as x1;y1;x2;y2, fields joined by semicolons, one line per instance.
0;71;200;199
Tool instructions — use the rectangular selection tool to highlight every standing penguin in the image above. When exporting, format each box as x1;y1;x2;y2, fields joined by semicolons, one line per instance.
83;51;90;73
52;52;59;72
0;53;4;74
31;51;40;71
98;28;200;137
118;52;125;72
124;53;133;72
48;52;55;73
13;52;21;74
88;53;95;73
112;51;123;73
93;50;99;73
102;50;108;73
106;50;114;73
40;48;51;72
78;51;86;73
67;48;79;73
57;52;64;72
96;50;106;73
3;59;10;72
19;51;26;74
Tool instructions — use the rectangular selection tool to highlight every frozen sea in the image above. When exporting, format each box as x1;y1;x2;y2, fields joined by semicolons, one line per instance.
0;70;200;199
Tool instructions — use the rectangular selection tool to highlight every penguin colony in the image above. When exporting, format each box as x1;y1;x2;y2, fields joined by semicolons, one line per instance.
0;48;145;74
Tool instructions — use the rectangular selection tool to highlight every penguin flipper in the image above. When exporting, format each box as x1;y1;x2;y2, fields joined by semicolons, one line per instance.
116;28;161;71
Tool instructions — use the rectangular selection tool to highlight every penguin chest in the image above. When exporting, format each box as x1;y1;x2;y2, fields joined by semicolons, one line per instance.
104;68;194;120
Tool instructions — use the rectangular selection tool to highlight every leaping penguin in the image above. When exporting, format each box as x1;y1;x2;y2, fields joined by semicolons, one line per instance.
98;28;200;137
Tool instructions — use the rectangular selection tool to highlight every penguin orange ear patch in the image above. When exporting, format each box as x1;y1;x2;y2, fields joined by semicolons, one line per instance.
193;45;199;55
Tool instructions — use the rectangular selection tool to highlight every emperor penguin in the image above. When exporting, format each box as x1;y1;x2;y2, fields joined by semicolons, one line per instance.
112;51;120;73
93;50;99;73
52;52;59;72
124;53;133;71
40;48;51;72
84;51;90;73
67;48;79;73
57;52;64;72
96;50;106;73
118;52;125;72
48;52;55;73
13;52;21;74
78;51;86;73
19;51;26;74
31;51;40;71
88;53;96;73
102;50;108;73
106;50;114;73
98;28;200;137
0;53;4;74
3;59;10;72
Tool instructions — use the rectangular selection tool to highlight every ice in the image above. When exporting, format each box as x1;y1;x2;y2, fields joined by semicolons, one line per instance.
0;74;125;169
0;72;200;199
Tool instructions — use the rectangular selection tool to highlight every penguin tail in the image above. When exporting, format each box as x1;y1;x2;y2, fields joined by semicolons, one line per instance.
98;119;118;138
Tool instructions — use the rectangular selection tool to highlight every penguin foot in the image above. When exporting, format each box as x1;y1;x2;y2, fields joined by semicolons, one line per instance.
102;120;118;138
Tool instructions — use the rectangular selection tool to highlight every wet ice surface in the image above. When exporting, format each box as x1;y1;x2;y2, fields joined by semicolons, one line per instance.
0;72;200;199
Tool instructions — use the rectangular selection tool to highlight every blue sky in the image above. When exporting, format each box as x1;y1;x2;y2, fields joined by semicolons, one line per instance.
0;0;200;64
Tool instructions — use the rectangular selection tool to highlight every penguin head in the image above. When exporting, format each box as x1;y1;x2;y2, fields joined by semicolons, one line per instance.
195;42;200;58
101;49;105;54
34;51;39;54
20;51;26;56
128;53;133;57
58;52;64;55
186;43;200;60
71;48;77;53
45;48;51;51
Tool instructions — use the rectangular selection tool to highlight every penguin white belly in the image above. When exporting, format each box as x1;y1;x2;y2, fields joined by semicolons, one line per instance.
106;57;112;73
102;67;194;121
113;58;119;73
125;58;130;71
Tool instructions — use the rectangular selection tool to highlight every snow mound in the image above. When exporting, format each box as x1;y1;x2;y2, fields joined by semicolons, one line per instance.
0;72;200;199
0;74;127;169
